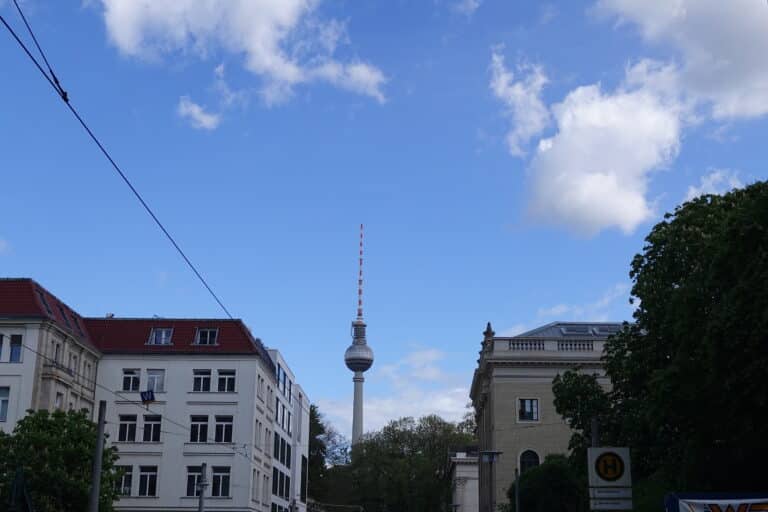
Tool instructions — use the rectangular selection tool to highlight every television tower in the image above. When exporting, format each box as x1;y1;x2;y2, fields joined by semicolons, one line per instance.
344;224;374;445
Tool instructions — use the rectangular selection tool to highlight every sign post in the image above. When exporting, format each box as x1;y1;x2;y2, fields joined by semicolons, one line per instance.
588;447;632;511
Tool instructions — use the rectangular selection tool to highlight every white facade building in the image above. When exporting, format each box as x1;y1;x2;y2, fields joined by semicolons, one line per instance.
268;349;311;512
1;278;311;512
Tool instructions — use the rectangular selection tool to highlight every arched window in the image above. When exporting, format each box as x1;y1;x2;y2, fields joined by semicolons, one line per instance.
520;450;540;473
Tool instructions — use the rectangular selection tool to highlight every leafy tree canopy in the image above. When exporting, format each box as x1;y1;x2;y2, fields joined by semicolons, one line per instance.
504;455;587;512
316;414;475;512
553;182;768;498
0;409;120;512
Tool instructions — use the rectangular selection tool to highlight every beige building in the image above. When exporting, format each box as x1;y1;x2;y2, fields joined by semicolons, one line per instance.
450;448;479;512
0;278;100;432
469;321;619;512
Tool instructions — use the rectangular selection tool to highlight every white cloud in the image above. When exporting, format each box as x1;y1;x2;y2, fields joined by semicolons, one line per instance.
177;96;221;130
454;0;481;17
98;0;385;103
0;238;9;255
318;347;469;438
538;282;631;321
539;4;558;24
490;51;550;157
498;323;528;337
685;169;743;201
213;64;248;108
526;60;682;235
595;0;768;119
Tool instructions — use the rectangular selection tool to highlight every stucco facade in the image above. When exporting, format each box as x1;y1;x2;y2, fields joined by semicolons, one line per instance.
450;449;479;512
470;322;618;512
0;279;100;433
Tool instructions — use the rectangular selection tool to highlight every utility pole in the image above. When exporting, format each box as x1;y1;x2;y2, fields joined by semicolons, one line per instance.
197;462;208;512
591;417;599;448
88;400;107;512
514;468;520;512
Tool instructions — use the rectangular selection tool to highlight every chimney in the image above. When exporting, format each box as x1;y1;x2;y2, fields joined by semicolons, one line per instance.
105;313;114;318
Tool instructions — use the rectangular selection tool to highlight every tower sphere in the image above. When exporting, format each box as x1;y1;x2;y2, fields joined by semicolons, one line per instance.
345;342;374;372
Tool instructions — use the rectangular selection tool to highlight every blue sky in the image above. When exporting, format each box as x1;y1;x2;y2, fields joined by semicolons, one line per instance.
2;0;767;436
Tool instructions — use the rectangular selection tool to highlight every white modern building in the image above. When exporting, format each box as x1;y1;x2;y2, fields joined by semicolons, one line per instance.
0;279;100;432
268;350;311;512
0;278;311;512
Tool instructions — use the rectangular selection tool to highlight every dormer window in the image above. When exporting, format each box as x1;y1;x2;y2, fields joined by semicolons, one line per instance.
148;328;173;345
195;328;218;345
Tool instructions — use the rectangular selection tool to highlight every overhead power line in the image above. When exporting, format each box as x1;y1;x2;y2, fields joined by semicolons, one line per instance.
0;6;234;319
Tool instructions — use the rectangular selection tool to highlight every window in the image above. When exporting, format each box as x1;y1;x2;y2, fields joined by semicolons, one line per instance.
518;398;539;421
84;363;92;384
193;369;211;392
9;335;22;363
280;438;286;465
287;411;292;435
263;475;269;506
285;475;291;499
252;469;261;502
122;369;140;391
195;328;218;345
57;305;72;329
36;289;53;315
520;450;540;473
70;355;78;374
286;444;292;469
215;415;233;443
272;468;278;495
54;392;63;410
190;415;208;443
116;466;132;496
274;432;280;458
148;327;172;345
217;370;236;392
143;415;161;442
278;472;285;498
257;375;265;400
281;405;286;430
275;397;280;420
288;380;292;404
138;466;158;497
186;466;203;497
0;335;3;360
0;387;9;422
146;369;165;392
255;420;262;449
300;456;308;503
264;428;270;451
119;415;137;442
211;467;230;497
54;343;61;363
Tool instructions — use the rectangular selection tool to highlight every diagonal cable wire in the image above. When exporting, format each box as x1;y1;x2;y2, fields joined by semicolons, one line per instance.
0;9;234;319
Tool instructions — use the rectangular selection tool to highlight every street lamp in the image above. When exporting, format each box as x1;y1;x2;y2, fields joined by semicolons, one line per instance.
479;450;502;512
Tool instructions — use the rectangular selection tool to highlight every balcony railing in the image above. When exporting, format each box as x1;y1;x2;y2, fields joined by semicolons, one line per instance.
557;341;594;351
507;340;545;351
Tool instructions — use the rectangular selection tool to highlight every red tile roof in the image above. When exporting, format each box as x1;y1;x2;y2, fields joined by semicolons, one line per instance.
0;278;97;352
0;279;275;372
84;318;268;356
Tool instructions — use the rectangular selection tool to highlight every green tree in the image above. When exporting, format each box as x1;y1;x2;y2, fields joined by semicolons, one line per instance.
307;404;351;503
553;182;768;498
0;409;120;512
344;415;476;512
504;455;587;512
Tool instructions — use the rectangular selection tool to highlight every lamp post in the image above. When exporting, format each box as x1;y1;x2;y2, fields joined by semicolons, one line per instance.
479;450;502;512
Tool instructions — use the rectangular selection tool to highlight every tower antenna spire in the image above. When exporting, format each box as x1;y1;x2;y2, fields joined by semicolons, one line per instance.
357;223;364;320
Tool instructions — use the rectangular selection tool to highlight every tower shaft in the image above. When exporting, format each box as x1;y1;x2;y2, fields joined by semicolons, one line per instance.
352;371;364;444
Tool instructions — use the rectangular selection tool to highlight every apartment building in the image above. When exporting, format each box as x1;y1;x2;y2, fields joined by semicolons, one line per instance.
470;321;620;512
0;278;100;432
87;317;278;512
0;278;310;512
267;350;310;512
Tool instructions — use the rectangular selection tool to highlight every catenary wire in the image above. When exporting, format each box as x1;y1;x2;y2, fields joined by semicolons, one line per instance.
0;9;234;319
